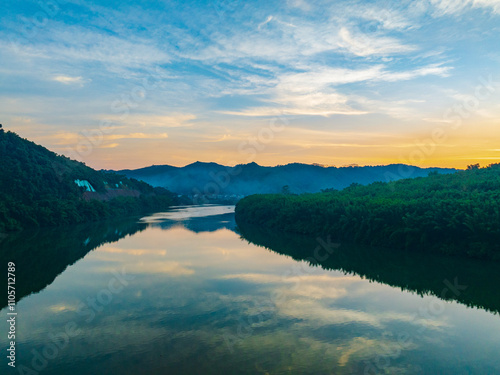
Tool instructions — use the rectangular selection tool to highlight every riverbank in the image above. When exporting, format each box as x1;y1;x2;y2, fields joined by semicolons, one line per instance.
235;164;500;260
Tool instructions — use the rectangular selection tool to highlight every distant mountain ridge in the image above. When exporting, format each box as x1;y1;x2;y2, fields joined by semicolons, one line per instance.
117;161;457;198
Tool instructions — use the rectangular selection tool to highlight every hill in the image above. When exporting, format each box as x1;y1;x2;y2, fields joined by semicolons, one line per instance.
235;164;500;260
0;128;178;232
117;161;457;200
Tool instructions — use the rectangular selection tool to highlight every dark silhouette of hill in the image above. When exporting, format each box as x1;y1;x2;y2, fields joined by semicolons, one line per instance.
118;161;457;197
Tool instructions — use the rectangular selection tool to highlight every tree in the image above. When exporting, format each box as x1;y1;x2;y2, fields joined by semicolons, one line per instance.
467;163;480;170
235;163;500;260
281;185;291;195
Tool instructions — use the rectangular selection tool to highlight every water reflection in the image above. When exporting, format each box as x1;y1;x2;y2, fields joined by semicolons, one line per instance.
236;221;500;315
0;206;236;309
142;205;236;233
0;206;499;375
0;219;147;309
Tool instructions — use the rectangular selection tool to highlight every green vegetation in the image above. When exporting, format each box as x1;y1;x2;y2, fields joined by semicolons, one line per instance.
236;164;500;260
0;130;179;232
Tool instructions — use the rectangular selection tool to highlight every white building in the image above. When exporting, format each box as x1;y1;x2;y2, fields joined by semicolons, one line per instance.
74;179;96;192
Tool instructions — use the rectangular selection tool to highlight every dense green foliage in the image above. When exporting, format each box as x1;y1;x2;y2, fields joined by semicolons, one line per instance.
0;130;178;231
236;165;500;260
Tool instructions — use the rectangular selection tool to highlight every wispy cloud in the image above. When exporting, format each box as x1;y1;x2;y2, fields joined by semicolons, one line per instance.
45;131;168;147
4;24;171;74
52;75;87;85
103;114;197;128
258;15;275;30
338;27;416;56
221;63;451;118
418;0;500;16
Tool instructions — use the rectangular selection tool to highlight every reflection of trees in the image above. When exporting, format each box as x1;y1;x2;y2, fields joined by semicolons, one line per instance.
0;212;237;310
150;213;236;233
237;221;500;315
0;218;147;310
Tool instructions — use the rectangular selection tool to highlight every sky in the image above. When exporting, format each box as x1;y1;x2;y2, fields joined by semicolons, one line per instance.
1;0;500;170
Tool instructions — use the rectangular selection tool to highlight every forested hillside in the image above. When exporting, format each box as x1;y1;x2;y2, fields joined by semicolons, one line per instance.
235;164;500;260
0;129;178;232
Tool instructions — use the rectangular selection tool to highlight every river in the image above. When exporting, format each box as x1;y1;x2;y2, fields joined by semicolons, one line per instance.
1;205;499;374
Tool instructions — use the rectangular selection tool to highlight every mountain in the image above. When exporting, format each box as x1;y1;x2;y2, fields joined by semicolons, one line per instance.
0;129;178;232
117;161;457;199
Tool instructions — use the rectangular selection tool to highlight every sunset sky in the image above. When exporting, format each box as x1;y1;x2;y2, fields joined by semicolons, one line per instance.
2;0;500;170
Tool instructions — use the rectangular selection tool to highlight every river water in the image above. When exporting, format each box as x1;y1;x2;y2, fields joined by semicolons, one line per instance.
1;205;499;374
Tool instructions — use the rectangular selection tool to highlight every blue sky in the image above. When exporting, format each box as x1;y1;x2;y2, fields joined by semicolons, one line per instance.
2;0;500;169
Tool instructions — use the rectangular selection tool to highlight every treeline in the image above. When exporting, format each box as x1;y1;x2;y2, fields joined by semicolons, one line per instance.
0;130;179;232
235;164;500;260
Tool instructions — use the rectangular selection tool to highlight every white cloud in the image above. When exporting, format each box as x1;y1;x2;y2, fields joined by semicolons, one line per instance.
221;63;451;118
52;75;86;85
287;0;312;11
342;6;415;31
278;66;383;92
258;15;275;30
339;27;416;56
426;0;500;15
474;0;500;11
186;14;416;68
7;24;171;74
278;63;450;90
220;104;366;117
377;64;452;81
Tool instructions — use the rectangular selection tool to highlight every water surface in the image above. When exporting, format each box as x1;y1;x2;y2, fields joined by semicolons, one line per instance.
1;205;499;374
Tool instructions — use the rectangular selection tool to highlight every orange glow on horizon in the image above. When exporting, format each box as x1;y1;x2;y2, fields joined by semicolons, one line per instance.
9;119;500;172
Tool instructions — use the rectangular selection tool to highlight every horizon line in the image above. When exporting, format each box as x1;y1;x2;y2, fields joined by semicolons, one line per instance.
111;161;465;171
